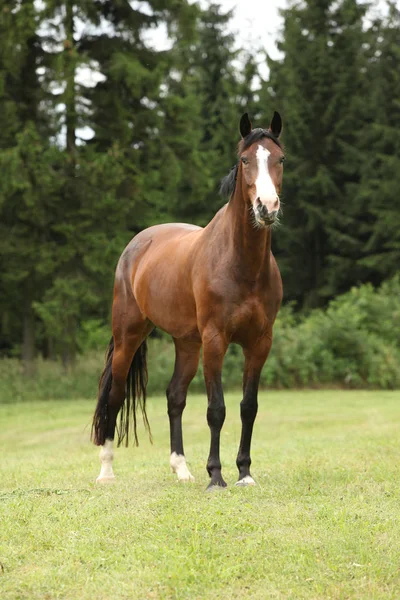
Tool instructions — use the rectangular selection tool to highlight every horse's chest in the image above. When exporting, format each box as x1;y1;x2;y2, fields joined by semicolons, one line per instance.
228;296;270;343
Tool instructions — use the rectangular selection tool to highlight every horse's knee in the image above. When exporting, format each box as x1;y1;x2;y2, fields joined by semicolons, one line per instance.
207;401;226;429
167;385;186;417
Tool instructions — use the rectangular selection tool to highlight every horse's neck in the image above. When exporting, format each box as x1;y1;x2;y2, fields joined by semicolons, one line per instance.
223;169;272;280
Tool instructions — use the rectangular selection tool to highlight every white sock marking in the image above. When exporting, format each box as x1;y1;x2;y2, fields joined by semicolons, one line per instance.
96;439;115;483
235;475;256;487
170;452;195;482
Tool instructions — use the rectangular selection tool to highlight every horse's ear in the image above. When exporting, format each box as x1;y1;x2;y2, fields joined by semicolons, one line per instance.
269;111;282;138
240;113;252;138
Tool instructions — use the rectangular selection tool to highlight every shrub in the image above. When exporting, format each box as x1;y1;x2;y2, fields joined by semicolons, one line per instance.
1;276;400;402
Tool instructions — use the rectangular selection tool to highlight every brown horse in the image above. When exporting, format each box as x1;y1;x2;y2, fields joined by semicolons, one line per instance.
92;112;285;490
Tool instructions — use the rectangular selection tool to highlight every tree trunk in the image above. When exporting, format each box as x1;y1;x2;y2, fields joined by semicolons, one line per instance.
61;316;76;373
22;296;35;377
45;336;56;361
65;0;76;157
62;0;77;374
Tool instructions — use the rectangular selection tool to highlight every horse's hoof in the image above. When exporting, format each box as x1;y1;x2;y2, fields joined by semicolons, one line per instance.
206;481;227;492
177;473;195;483
96;475;116;484
235;475;256;487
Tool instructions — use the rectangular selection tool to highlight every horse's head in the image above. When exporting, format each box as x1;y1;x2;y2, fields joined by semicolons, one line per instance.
238;112;284;227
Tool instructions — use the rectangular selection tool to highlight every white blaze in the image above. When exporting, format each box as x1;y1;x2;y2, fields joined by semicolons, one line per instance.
255;145;279;213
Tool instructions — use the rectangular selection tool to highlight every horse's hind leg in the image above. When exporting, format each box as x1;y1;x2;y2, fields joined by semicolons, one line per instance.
167;339;200;482
93;297;153;483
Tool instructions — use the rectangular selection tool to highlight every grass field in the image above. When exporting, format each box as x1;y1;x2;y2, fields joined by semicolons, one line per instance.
1;391;400;599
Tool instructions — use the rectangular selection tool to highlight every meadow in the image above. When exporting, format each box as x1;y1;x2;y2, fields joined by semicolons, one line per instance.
1;390;400;599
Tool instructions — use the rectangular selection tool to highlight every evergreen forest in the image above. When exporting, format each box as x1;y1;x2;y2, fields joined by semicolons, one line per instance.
1;0;400;391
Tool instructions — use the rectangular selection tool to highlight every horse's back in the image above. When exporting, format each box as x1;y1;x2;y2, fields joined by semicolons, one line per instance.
116;223;202;276
136;222;202;240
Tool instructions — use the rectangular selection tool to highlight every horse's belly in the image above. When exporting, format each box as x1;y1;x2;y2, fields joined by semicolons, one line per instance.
134;250;200;340
146;293;200;340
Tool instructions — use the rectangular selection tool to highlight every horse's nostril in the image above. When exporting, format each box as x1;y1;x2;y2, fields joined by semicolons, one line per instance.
260;205;268;218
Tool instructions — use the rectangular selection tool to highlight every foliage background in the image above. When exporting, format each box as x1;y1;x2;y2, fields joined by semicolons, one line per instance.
1;0;400;394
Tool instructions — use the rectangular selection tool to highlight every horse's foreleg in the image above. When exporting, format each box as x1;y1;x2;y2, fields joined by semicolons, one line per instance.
202;328;228;491
167;339;201;482
235;335;272;486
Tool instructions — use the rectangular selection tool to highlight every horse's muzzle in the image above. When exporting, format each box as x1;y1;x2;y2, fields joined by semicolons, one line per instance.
255;203;278;226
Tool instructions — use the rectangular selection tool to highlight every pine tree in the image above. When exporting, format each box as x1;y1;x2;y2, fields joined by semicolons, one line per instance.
79;0;199;229
29;0;199;365
262;0;370;307
0;0;57;372
357;2;400;282
159;3;261;225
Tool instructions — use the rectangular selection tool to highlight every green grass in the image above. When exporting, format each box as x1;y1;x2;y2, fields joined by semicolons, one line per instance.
1;391;400;599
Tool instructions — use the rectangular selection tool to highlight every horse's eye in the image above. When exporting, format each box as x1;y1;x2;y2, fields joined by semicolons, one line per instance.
241;157;249;165
280;156;285;164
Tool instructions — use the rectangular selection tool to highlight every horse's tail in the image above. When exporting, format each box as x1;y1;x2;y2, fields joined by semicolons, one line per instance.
91;337;114;447
91;337;152;448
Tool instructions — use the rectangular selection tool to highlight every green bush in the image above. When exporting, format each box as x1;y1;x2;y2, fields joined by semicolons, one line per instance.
1;276;400;402
0;354;102;403
264;276;400;389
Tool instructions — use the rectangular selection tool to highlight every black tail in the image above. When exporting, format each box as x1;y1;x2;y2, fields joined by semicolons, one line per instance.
91;337;152;447
91;337;114;446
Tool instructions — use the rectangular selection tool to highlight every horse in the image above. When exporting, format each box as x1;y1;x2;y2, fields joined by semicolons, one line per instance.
92;111;285;491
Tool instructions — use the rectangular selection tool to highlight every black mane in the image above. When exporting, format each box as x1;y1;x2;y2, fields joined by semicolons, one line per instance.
220;164;238;198
220;128;282;199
